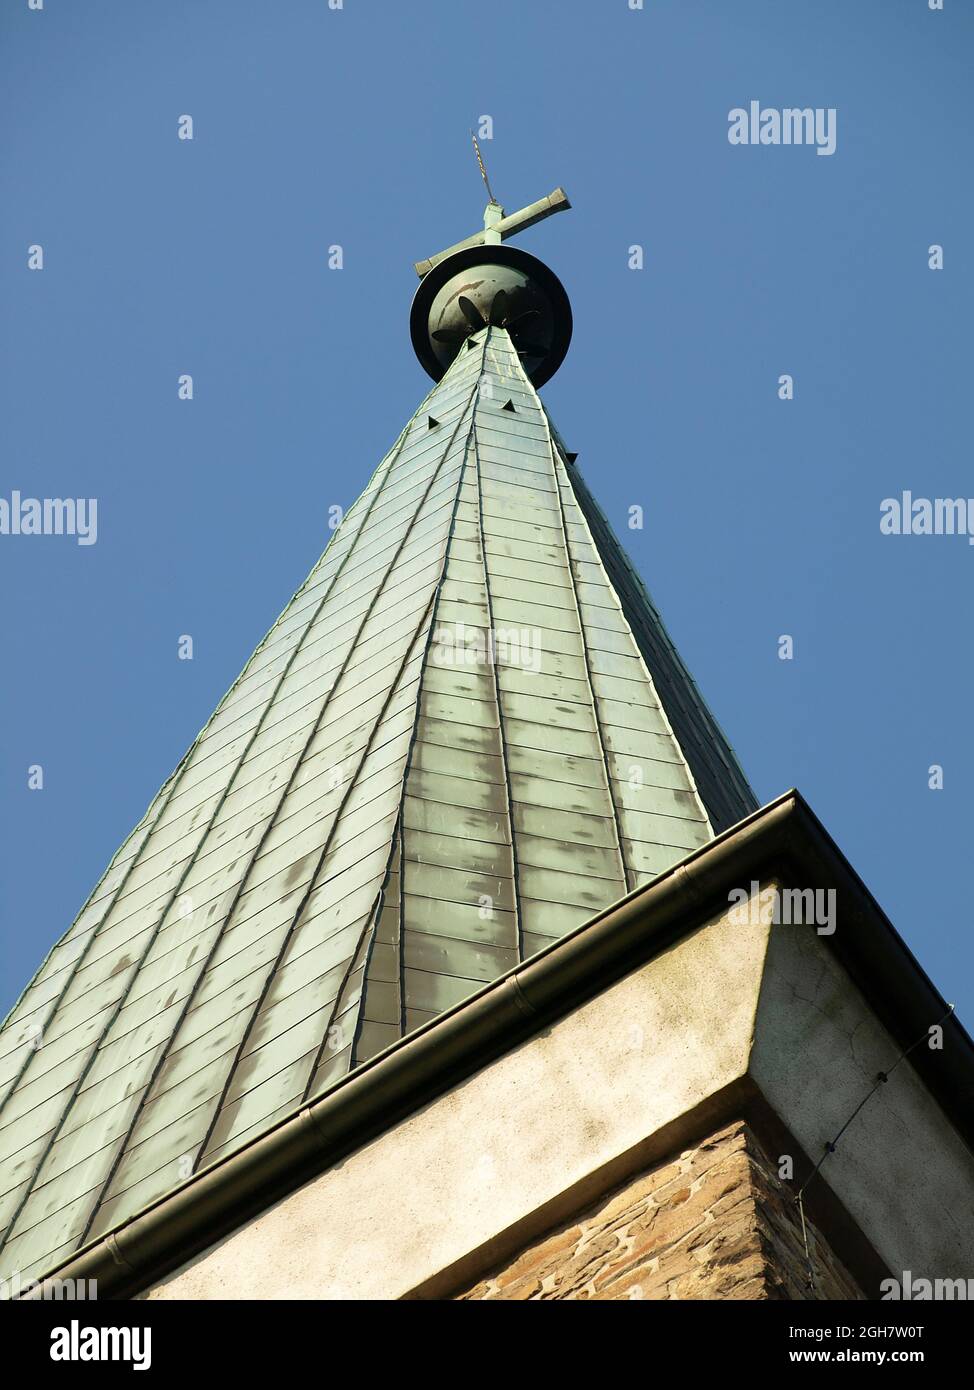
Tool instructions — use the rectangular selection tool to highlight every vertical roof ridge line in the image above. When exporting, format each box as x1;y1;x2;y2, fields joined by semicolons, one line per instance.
328;333;492;1082
556;447;757;827
549;454;716;841
506;331;630;891
192;361;486;1166
470;377;524;959
393;824;405;1039
310;888;382;1094
350;818;401;1072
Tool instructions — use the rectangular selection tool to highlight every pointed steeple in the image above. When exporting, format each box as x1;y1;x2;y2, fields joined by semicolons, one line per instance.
0;207;755;1289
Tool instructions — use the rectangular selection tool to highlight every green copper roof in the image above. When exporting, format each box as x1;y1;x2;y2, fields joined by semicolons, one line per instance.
0;326;755;1288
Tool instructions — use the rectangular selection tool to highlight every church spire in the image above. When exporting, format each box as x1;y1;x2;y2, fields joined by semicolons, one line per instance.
0;180;755;1290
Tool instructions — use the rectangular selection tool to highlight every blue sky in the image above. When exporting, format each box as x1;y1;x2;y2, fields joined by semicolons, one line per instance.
1;0;971;1029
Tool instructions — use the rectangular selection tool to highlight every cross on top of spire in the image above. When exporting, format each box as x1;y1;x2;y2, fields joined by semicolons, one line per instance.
410;142;574;388
413;137;571;279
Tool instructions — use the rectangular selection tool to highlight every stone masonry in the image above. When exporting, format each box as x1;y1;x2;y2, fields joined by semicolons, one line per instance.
455;1120;863;1300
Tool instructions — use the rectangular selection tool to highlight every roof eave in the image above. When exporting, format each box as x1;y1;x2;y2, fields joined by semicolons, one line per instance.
23;788;973;1299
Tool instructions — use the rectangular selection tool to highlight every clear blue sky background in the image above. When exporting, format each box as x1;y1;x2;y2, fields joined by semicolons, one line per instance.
1;0;971;1031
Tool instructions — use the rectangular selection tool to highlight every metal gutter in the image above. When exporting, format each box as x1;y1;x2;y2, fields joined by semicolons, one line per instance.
24;789;974;1299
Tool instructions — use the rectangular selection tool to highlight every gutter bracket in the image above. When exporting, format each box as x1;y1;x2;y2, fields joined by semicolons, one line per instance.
105;1231;135;1274
508;975;536;1020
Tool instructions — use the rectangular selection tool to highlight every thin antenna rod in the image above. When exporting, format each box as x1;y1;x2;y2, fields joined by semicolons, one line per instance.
470;131;498;205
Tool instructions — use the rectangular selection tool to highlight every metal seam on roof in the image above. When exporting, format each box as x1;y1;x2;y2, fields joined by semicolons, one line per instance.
472;413;525;960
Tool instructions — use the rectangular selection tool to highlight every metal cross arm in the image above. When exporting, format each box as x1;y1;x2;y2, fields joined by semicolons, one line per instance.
414;187;571;279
